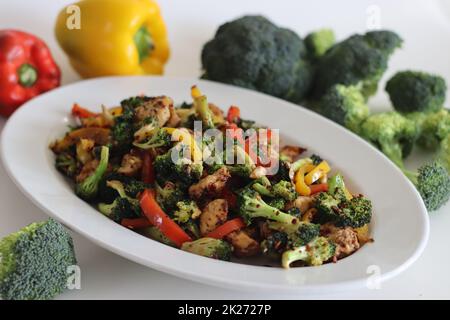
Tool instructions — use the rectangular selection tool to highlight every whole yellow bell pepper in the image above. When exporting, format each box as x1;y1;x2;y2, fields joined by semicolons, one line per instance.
55;0;170;78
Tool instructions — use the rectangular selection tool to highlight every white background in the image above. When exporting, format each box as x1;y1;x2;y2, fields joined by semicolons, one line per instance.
1;0;450;299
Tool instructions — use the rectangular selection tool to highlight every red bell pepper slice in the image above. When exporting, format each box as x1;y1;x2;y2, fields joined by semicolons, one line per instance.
0;30;60;117
71;103;97;118
139;189;192;247
226;105;241;123
310;183;329;195
206;218;246;239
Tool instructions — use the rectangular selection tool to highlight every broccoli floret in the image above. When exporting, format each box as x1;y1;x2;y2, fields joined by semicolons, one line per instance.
267;198;286;210
417;109;450;151
281;236;336;268
360;112;417;168
317;84;370;133
313;30;402;99
268;220;320;247
225;144;256;177
386;71;446;113
0;219;77;300
261;232;289;259
315;189;372;228
201;15;313;103
153;147;203;186
310;154;323;165
237;188;299;225
404;161;450;211
181;238;232;261
55;152;77;178
75;146;109;200
133;128;172;150
252;178;297;201
173;200;202;223
155;181;186;212
98;172;149;203
304;28;335;59
99;197;141;222
272;180;298;201
98;180;142;222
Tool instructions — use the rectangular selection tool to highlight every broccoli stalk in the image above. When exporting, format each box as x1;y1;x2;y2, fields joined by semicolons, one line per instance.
386;70;446;114
0;219;77;300
181;237;232;261
317;84;370;133
192;92;214;129
403;161;450;211
237;189;298;225
75;146;109;200
281;237;336;268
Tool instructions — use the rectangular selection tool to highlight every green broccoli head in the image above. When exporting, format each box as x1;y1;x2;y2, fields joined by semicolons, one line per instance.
272;180;298;201
75;146;110;200
404;161;450;211
133;128;172;150
98;180;142;222
261;232;289;259
237;188;298;225
268;221;320;247
313;30;402;99
0;219;77;300
315;188;372;228
55;152;77;178
181;238;232;261
155;181;186;212
201;15;313;103
318;84;370;133
417;109;450;151
304;28;335;59
153;147;203;186
281;236;336;268
266;197;286;210
360;111;417;168
98;172;149;203
386;71;446;114
173;200;201;223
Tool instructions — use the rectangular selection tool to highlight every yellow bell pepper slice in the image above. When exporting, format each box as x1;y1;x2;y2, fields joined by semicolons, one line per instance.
191;85;202;99
304;161;331;185
295;163;315;196
55;0;170;78
167;128;203;163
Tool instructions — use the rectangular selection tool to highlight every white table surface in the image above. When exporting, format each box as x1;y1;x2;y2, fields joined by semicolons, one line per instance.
1;0;450;299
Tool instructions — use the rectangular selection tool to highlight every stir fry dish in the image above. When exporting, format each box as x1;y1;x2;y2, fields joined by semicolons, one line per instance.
49;86;373;268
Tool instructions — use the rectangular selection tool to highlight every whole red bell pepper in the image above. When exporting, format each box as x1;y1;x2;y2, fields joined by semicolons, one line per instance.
0;30;61;117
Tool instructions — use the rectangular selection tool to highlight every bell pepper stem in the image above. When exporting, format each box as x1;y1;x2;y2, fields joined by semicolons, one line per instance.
18;63;37;87
134;26;154;63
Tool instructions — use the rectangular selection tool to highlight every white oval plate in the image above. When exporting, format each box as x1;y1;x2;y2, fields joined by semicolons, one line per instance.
1;76;429;294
